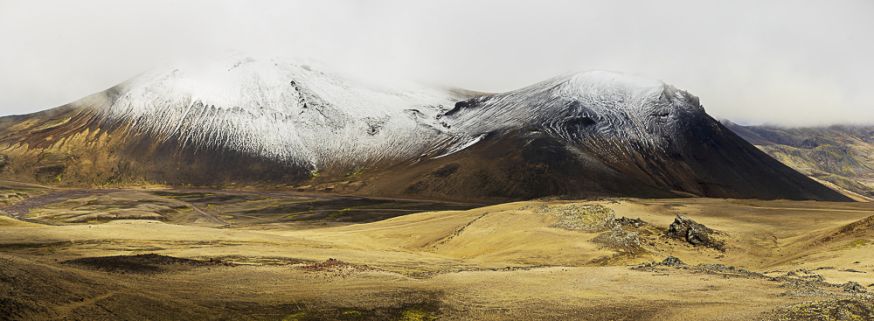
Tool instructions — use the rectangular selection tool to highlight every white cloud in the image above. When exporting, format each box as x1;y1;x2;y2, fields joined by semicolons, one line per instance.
1;0;872;125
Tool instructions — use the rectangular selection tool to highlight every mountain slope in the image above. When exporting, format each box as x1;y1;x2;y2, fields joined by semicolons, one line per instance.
355;73;849;201
0;56;850;202
724;122;874;201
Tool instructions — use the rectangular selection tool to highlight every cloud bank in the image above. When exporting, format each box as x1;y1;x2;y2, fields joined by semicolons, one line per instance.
1;0;872;126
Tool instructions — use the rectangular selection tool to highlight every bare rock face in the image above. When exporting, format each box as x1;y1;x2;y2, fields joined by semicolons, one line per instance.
666;215;725;251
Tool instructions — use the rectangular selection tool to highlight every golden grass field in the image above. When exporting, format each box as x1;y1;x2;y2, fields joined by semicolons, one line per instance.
1;181;873;320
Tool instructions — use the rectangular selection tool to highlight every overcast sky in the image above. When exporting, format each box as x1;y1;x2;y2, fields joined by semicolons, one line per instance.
1;0;872;126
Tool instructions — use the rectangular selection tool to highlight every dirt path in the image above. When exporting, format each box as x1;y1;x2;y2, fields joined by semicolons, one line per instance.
54;291;116;317
0;189;114;219
745;205;874;213
187;203;229;226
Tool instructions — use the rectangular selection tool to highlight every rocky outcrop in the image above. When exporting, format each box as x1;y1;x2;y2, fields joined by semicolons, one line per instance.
660;256;685;267
666;215;725;251
843;281;868;294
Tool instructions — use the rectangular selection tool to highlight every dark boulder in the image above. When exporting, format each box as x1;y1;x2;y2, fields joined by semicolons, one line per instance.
666;215;725;251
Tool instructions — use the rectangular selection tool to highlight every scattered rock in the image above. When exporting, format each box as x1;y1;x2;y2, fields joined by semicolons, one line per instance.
301;258;370;274
696;263;765;279
785;269;826;282
304;258;344;270
546;204;617;232
616;217;647;228
666;215;725;251
634;259;767;280
631;256;687;271
768;299;874;320
540;205;647;254
592;226;643;254
661;256;684;267
778;280;824;297
844;281;867;294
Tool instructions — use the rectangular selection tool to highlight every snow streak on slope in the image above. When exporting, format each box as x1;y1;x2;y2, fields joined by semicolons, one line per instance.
441;71;705;153
96;56;463;169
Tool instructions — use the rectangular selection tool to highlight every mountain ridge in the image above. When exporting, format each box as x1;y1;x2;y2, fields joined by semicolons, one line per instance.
723;121;874;201
0;56;851;202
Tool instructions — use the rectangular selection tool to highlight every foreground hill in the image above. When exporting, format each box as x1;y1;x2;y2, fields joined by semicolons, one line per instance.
0;56;849;202
1;184;872;320
724;122;874;201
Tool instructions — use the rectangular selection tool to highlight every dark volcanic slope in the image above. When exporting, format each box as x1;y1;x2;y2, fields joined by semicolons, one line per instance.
355;81;850;202
0;57;850;202
724;122;874;200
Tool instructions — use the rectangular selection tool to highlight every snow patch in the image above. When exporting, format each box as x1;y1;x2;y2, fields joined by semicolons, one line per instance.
433;133;488;159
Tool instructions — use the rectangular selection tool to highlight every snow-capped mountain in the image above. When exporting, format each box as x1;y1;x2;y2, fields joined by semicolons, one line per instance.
0;56;850;202
441;70;705;157
96;56;468;168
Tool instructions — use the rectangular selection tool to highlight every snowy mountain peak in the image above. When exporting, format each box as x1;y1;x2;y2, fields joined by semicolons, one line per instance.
556;70;700;113
438;70;705;150
113;55;454;116
91;55;464;168
564;70;664;94
80;57;707;172
0;57;850;202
